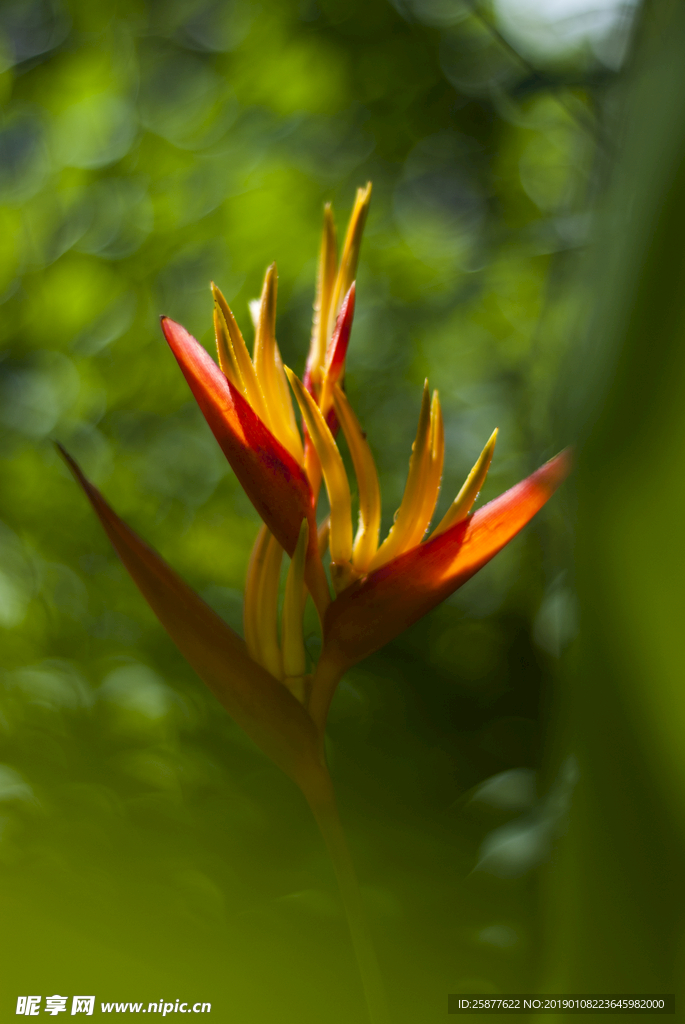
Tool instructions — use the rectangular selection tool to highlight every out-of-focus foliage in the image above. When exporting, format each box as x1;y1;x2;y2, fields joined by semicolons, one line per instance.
0;0;635;1019
543;0;685;1000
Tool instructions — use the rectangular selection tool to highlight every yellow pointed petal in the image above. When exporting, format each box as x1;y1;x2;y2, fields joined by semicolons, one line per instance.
332;384;381;573
431;428;498;538
285;367;353;585
367;380;432;571
244;524;283;680
328;183;371;339
253;265;304;464
253;264;278;398
419;390;445;537
273;342;304;461
309;203;338;387
282;520;309;693
258;530;284;681
212;283;271;427
213;305;244;393
319;282;355;421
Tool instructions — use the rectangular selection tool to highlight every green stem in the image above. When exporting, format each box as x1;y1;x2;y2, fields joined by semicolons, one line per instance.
303;771;390;1024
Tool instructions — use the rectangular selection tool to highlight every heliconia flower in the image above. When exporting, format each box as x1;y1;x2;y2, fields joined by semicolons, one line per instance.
59;185;569;1024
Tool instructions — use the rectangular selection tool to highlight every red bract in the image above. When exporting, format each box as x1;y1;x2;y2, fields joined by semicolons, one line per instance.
57;444;324;793
160;315;329;618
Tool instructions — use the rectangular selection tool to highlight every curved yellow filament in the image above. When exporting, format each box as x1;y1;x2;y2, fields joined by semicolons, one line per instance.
282;520;309;700
253;265;304;465
367;380;433;571
212;283;271;427
332;384;381;573
243;524;283;680
285;368;353;588
431;428;498;538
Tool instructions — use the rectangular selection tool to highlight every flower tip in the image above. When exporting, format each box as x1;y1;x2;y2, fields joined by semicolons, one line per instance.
159;314;181;338
159;316;184;348
54;443;92;496
544;447;573;485
54;440;76;471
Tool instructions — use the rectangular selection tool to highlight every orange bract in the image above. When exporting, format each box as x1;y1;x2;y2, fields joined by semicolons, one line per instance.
322;450;570;669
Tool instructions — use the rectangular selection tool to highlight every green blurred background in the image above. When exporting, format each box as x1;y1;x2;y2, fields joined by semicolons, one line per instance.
4;0;682;1020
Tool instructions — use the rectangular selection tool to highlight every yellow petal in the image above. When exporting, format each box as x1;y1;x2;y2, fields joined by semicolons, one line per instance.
319;282;355;421
327;183;371;340
213;305;244;393
368;380;433;571
253;265;304;464
273;343;304;459
419;390;445;537
212;283;270;427
282;520;309;696
308;203;338;388
285;367;353;587
332;384;381;573
431;428;498;538
244;524;283;681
